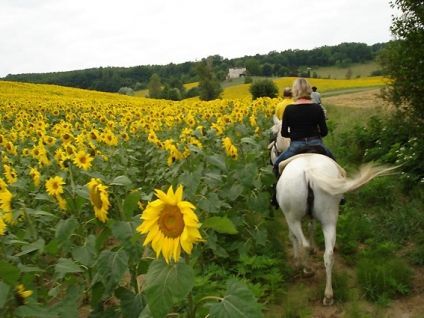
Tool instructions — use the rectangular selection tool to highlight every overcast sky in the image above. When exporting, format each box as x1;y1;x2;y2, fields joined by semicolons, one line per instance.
0;0;395;77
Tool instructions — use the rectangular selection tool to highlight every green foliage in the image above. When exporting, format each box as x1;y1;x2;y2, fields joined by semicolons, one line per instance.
147;73;162;99
357;244;412;303
249;79;279;100
245;59;262;76
338;114;424;184
379;0;424;119
409;243;424;266
336;209;373;261
244;76;253;84
197;60;223;101
185;86;199;98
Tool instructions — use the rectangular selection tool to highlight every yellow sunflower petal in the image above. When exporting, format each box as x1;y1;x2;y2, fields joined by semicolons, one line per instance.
178;201;196;210
175;185;183;203
180;227;193;254
173;238;181;262
154;189;172;205
143;225;159;246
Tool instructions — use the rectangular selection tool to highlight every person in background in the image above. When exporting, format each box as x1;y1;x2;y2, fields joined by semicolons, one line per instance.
311;86;321;104
275;87;294;120
311;86;328;119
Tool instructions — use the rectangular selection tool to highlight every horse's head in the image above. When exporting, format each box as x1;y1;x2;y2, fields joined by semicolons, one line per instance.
270;115;281;138
268;115;290;165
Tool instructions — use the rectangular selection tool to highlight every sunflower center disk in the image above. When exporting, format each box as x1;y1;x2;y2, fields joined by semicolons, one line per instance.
158;205;184;238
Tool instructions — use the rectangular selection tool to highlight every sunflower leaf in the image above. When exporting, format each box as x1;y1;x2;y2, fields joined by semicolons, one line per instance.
95;250;129;292
203;216;238;234
0;281;10;309
110;175;133;187
115;287;145;318
0;261;19;286
144;260;194;318
207;154;227;171
55;258;84;279
123;190;141;220
208;279;263;318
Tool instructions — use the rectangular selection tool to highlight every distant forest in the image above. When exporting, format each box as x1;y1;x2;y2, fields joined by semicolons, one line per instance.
2;42;386;93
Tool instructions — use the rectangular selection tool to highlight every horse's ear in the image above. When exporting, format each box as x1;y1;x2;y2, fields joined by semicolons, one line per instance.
273;115;280;125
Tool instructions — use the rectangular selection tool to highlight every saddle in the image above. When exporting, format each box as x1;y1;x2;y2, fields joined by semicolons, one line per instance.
292;144;333;159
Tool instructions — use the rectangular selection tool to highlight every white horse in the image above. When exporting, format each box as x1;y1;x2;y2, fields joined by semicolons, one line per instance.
269;116;396;305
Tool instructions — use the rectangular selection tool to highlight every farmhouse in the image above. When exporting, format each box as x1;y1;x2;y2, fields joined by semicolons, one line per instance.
227;67;246;79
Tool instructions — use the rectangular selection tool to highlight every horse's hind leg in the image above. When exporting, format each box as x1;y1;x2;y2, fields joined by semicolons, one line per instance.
322;223;336;306
288;229;300;264
286;219;313;276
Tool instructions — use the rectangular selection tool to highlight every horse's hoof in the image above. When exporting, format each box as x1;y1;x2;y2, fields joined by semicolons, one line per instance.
322;296;334;306
302;268;315;278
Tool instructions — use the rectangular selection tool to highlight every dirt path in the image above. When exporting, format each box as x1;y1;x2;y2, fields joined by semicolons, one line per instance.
265;245;424;318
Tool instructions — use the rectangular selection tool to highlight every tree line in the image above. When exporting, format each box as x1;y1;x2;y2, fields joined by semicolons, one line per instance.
2;42;386;97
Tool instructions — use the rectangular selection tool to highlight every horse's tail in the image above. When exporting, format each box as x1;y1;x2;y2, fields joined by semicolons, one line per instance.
306;163;398;195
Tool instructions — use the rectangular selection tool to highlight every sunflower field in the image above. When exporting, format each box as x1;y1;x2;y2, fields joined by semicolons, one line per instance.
0;81;287;317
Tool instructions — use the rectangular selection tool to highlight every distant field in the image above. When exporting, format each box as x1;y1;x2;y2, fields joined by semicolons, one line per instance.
135;69;386;100
313;61;380;79
221;76;386;99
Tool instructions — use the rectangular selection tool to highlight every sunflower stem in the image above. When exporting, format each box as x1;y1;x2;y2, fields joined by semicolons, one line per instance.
22;207;37;240
67;164;81;217
185;254;195;318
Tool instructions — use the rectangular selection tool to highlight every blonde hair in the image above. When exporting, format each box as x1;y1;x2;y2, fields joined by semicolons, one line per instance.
292;78;312;101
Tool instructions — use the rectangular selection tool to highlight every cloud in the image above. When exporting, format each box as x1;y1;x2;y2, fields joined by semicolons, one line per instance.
0;0;394;77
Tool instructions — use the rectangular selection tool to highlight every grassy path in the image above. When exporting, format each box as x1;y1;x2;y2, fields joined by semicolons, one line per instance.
264;90;424;318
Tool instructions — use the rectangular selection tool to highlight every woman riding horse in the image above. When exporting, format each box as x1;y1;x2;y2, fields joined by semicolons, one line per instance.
273;78;334;177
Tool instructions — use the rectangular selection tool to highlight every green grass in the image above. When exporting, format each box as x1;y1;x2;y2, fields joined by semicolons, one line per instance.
321;86;382;97
314;61;380;79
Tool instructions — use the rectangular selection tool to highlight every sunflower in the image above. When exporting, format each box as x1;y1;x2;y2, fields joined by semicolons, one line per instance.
56;194;67;211
222;137;238;159
45;176;65;197
0;217;6;235
15;284;33;305
0;178;7;192
29;167;41;187
5;141;17;156
137;185;202;263
87;178;110;223
0;189;13;224
3;164;17;184
73;150;93;170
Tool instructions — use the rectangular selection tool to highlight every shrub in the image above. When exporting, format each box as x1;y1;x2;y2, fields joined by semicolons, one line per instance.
340;113;424;184
244;76;253;84
249;79;279;100
185;86;199;98
117;86;134;96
